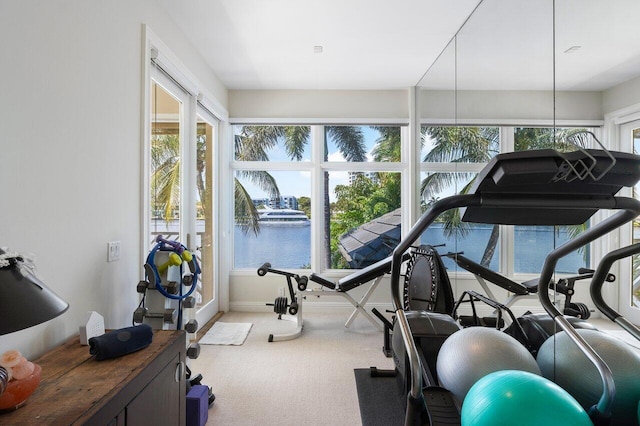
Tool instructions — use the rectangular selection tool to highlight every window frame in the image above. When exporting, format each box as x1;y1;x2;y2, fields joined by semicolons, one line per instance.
229;117;604;281
230;123;408;273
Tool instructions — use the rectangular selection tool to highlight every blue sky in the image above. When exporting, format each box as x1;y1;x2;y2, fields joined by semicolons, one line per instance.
234;126;382;203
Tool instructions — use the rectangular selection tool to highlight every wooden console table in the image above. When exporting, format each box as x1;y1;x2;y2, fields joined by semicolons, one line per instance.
1;330;186;425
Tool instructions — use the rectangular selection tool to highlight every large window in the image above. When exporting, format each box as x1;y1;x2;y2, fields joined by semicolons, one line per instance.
232;123;593;276
232;125;403;271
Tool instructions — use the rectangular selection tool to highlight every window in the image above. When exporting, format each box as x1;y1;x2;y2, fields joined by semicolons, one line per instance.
232;124;404;271
420;126;590;275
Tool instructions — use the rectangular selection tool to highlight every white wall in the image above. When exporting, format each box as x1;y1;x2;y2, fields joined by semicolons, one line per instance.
0;0;227;359
422;90;603;123
229;89;408;122
603;75;640;116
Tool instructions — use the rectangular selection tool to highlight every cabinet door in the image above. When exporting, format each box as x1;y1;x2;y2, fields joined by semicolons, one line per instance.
126;354;184;425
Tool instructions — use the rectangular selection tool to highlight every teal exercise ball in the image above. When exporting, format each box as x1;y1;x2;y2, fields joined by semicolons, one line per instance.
537;329;640;426
461;370;591;426
436;327;540;404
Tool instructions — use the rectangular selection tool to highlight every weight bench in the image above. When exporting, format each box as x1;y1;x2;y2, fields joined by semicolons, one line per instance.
444;252;598;321
258;256;399;341
445;252;539;309
307;256;399;330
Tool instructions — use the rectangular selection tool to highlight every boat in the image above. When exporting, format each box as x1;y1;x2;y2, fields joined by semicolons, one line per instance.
257;208;310;226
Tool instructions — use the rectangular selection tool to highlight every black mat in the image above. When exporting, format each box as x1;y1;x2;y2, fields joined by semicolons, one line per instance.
354;369;404;426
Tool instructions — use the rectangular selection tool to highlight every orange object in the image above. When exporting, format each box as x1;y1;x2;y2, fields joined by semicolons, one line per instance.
0;363;41;412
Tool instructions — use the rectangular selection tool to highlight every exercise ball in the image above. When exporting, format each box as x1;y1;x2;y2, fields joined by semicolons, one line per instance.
461;370;591;426
537;329;640;426
436;327;540;403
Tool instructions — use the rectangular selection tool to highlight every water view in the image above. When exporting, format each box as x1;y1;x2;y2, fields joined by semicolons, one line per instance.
234;223;586;274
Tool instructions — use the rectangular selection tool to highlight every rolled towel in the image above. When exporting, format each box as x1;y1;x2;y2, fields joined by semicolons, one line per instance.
89;324;153;361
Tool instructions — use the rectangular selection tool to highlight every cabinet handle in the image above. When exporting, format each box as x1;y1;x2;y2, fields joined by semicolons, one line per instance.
175;361;184;383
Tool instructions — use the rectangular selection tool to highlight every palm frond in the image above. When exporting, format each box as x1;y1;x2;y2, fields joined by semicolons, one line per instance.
326;126;367;161
284;126;310;160
234;178;260;235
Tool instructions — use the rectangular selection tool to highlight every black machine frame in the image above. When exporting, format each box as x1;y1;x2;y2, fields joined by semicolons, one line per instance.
389;148;640;425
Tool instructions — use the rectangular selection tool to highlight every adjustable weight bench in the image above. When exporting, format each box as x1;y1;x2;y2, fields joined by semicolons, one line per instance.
445;252;539;309
307;256;399;330
445;251;599;321
258;255;400;341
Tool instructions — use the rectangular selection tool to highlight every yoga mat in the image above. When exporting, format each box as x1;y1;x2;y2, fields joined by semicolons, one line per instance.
199;322;253;345
354;368;404;426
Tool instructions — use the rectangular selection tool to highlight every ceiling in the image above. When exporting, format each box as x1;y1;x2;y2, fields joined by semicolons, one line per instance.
160;0;640;92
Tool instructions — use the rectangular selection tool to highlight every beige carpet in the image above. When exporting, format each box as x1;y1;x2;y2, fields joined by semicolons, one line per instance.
190;311;395;426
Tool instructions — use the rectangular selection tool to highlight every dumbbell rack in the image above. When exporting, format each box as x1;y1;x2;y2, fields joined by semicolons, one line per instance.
134;249;201;360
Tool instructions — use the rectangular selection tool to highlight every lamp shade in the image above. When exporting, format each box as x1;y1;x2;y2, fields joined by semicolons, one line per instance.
0;252;68;335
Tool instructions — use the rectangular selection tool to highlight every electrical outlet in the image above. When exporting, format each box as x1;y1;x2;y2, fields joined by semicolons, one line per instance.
107;241;121;262
278;287;285;297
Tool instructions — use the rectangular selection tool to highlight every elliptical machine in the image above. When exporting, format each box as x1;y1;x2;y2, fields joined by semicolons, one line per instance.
387;147;640;425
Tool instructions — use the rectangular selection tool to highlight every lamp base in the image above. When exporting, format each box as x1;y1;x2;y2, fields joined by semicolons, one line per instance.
0;364;41;412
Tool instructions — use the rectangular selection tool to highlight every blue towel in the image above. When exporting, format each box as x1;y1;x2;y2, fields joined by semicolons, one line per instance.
89;324;153;361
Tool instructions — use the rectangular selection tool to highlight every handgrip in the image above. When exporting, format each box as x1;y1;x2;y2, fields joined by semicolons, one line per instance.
578;267;615;282
257;263;271;276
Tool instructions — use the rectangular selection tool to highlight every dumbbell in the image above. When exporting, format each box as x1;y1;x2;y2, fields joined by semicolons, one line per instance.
142;308;177;323
185;319;198;333
137;280;149;294
158;252;182;273
187;343;200;359
133;307;148;324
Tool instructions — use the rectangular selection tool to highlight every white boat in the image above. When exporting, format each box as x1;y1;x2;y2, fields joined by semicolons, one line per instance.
257;208;310;226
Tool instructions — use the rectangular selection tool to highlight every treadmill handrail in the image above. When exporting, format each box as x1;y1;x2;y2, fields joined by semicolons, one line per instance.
537;197;640;421
590;242;640;340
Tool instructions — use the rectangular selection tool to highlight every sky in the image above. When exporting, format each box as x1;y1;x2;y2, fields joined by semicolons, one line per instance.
234;126;382;203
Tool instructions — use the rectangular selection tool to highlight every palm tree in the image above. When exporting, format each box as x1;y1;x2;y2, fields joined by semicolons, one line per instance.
233;127;282;234
151;133;180;222
152;128;215;226
234;125;366;268
421;127;500;265
420;126;590;267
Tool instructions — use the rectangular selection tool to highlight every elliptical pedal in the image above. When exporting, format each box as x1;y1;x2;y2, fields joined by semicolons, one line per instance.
423;386;461;425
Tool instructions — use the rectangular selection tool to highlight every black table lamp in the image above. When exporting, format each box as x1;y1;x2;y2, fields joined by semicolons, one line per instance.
0;248;69;401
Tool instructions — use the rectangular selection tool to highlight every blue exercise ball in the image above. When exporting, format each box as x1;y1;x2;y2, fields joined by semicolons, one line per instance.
436;327;540;403
537;328;640;426
462;370;591;426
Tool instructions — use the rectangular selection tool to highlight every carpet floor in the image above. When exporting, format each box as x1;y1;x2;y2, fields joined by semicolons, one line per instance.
190;311;396;425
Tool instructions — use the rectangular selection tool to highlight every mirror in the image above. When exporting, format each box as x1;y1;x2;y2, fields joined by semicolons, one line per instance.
419;0;555;123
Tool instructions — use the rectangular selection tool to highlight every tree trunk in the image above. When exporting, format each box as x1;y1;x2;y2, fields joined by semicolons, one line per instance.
324;171;332;268
480;224;500;267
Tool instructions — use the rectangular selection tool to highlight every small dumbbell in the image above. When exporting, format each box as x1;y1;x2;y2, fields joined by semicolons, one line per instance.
137;281;148;294
165;281;179;294
158;252;182;273
187;343;200;359
183;297;196;309
185;319;199;333
133;307;148;324
182;274;194;286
